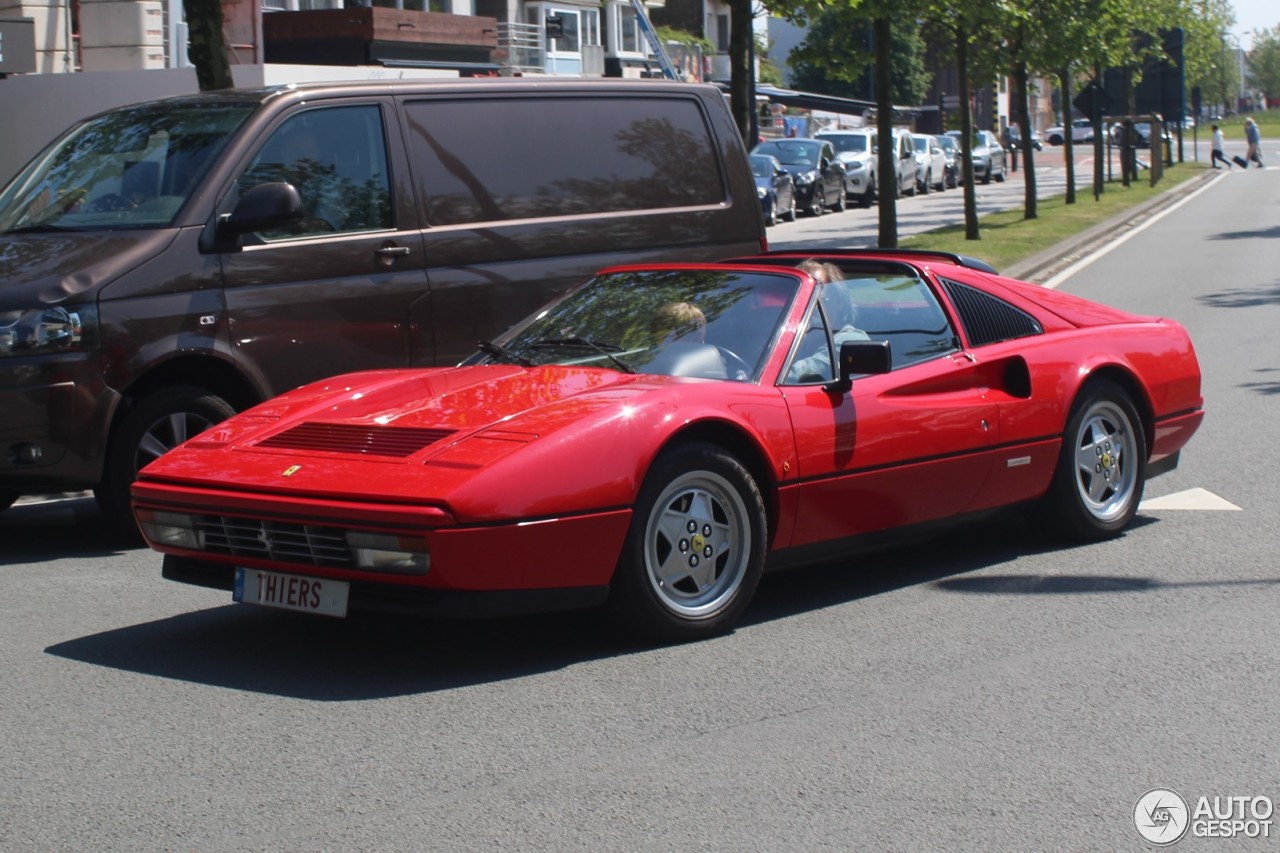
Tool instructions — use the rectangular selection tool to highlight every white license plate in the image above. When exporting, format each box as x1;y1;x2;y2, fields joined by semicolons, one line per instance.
234;567;349;618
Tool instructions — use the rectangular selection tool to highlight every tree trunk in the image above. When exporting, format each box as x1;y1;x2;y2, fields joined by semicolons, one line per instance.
728;0;754;148
184;0;233;91
1059;68;1075;205
875;16;897;248
1016;61;1035;219
957;29;978;241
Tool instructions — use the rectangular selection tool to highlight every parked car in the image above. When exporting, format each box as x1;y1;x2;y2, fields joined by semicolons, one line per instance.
814;128;877;207
1045;118;1095;145
947;128;1003;183
948;129;1008;184
750;154;796;226
0;79;767;526
889;128;919;197
1109;121;1171;150
934;133;961;188
134;249;1204;643
911;133;948;193
1003;125;1043;151
752;139;847;216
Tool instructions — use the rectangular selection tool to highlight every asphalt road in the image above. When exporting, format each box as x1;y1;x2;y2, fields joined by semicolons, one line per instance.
1;158;1278;851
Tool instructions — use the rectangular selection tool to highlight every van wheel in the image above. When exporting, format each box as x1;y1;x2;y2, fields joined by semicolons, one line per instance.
607;443;766;643
96;385;238;532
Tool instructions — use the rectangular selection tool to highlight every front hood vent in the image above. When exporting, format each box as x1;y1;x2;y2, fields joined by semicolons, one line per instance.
256;423;456;457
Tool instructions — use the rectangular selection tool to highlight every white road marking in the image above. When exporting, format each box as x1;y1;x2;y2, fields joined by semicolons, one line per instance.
1043;172;1226;289
1139;487;1241;511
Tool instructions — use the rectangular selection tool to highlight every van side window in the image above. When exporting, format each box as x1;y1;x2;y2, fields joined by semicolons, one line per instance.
403;96;725;226
238;105;393;240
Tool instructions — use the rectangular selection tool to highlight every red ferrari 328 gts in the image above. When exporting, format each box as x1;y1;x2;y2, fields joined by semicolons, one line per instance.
132;250;1204;642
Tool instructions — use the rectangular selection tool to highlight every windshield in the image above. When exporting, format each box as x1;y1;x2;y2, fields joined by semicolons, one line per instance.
749;156;776;179
913;137;930;152
755;141;822;168
0;101;255;233
823;135;868;154
475;269;799;382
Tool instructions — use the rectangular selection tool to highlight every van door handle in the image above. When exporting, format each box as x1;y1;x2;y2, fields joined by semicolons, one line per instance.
375;243;412;266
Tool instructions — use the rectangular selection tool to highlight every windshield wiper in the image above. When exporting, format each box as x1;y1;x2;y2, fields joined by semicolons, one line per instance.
477;340;534;366
530;337;635;374
3;223;74;234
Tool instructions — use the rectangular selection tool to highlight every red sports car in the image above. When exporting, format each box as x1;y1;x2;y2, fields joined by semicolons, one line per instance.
132;250;1204;642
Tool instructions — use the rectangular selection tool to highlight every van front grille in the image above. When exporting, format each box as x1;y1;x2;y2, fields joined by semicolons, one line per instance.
257;423;456;457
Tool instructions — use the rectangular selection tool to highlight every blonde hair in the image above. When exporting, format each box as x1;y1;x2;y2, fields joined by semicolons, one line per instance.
797;259;844;284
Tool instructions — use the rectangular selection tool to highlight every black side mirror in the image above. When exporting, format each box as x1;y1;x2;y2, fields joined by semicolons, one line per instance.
824;339;892;394
219;182;304;237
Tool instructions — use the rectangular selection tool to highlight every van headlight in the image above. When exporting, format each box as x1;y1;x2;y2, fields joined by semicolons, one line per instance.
0;305;96;357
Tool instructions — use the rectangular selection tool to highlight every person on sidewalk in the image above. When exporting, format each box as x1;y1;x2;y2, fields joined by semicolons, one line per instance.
1211;125;1232;169
1245;117;1264;167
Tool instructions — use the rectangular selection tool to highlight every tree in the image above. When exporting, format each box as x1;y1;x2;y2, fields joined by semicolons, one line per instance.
185;0;233;91
789;11;928;104
1248;25;1280;100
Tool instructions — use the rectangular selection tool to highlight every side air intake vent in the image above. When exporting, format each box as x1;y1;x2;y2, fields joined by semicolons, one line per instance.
258;423;456;457
939;278;1043;347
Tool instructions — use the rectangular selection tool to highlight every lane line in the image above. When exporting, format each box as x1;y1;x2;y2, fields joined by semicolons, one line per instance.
1043;171;1228;289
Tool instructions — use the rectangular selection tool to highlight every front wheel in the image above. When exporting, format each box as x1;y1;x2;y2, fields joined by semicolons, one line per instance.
1038;381;1146;541
764;196;777;227
861;176;876;207
96;385;238;531
807;186;825;217
920;171;931;195
608;443;766;643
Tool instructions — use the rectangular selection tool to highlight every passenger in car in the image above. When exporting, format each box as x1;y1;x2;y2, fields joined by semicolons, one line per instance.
787;260;870;383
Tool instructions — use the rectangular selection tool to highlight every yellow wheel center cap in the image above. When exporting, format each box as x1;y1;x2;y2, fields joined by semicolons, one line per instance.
692;534;705;551
1101;452;1113;469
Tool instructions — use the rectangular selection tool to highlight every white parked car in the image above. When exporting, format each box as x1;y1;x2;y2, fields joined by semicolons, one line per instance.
1045;119;1095;145
911;133;948;194
889;128;919;198
814;129;878;207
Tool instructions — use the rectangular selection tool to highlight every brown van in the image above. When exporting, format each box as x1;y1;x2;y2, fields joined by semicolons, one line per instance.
0;78;766;525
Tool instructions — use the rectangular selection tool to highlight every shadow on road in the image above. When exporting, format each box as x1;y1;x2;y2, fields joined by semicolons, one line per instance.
41;515;1150;701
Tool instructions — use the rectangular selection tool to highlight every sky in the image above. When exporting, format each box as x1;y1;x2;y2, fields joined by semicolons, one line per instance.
1231;0;1277;48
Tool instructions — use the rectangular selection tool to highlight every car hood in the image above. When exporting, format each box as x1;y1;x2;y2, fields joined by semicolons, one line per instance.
778;164;820;178
0;229;177;308
135;365;771;520
835;152;872;167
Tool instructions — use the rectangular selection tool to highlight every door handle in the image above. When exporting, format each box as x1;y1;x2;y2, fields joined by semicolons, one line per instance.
375;243;411;267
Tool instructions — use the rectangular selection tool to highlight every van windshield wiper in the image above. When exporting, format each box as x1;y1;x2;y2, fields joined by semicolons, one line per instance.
530;337;635;373
477;340;534;366
3;223;75;234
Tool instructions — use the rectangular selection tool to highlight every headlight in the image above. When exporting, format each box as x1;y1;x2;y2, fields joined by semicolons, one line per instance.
794;172;815;185
0;304;96;357
347;531;431;574
846;162;865;172
136;509;201;549
757;186;768;199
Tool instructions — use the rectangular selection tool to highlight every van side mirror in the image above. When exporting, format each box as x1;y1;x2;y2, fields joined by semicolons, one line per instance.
824;339;892;394
219;182;304;237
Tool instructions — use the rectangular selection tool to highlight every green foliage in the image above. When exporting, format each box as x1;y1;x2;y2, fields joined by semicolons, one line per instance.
1248;26;1280;99
789;8;928;104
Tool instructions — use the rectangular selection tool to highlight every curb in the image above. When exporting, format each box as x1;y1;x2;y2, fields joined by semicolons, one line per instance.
1004;168;1217;283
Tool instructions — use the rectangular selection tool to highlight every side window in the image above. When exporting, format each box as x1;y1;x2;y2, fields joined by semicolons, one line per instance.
237;105;392;241
783;270;958;382
402;96;725;225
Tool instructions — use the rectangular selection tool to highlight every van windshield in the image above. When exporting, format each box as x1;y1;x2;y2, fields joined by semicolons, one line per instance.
0;101;255;233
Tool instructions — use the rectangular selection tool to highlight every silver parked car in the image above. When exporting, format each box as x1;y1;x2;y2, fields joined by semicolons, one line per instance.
814;128;878;207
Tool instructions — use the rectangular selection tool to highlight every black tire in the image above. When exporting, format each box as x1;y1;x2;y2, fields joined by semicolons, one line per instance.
1038;380;1146;542
920;171;931;195
861;177;876;207
96;385;238;531
807;186;825;217
607;442;766;643
764;196;777;227
981;168;992;185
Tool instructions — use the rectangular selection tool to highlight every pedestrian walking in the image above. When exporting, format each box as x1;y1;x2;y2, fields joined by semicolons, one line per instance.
1211;125;1232;169
1245;117;1264;167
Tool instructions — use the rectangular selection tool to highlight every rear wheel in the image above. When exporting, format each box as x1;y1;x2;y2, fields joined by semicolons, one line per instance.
608;443;766;643
1038;380;1146;541
96;385;238;531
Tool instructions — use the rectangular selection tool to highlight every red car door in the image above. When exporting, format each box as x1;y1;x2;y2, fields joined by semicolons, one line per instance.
780;354;999;546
